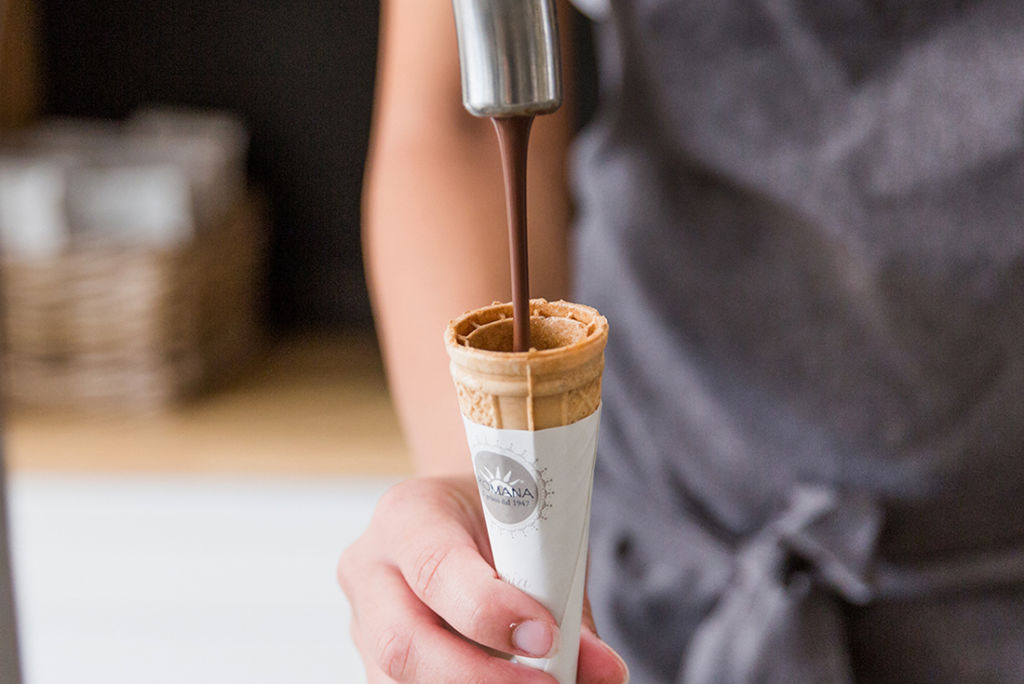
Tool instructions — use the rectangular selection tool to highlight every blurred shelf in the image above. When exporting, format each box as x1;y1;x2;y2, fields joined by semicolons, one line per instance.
4;333;411;476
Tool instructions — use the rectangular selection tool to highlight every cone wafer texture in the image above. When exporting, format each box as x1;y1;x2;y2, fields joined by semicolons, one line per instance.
445;299;608;430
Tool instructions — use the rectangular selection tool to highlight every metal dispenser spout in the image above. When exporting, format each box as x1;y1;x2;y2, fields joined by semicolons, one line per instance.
451;0;563;118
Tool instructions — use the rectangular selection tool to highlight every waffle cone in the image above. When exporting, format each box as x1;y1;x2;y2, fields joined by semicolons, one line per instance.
447;299;608;683
445;299;608;430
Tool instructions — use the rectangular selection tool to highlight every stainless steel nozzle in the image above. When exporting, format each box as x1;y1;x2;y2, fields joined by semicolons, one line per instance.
451;0;563;117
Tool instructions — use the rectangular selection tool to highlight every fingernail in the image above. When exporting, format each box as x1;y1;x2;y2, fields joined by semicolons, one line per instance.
583;629;630;684
511;620;558;658
604;642;630;684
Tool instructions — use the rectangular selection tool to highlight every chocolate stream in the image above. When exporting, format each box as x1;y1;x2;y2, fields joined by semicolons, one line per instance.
492;116;534;352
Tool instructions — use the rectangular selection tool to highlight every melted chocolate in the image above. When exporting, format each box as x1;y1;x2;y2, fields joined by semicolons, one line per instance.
491;116;534;352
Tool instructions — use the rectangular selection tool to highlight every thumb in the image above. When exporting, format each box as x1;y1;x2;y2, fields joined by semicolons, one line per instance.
576;594;629;684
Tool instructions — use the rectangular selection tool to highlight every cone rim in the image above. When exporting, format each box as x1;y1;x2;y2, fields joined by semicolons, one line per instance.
444;298;608;369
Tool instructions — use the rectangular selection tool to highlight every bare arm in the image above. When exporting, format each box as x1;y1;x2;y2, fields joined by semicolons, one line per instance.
363;0;574;476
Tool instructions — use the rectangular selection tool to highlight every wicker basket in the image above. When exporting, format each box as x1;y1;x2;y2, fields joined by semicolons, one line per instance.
1;194;266;410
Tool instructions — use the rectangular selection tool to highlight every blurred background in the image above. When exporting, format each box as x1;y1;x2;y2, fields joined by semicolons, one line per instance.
0;0;410;681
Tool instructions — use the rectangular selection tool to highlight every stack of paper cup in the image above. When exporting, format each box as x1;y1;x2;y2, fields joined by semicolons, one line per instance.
445;299;608;683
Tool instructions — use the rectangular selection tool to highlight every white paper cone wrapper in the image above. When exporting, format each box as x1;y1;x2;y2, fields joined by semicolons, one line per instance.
461;408;601;684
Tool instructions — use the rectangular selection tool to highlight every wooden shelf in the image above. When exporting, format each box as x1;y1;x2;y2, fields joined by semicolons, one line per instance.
5;333;412;476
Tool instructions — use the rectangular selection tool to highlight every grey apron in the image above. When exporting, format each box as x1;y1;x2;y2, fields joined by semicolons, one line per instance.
572;1;1024;682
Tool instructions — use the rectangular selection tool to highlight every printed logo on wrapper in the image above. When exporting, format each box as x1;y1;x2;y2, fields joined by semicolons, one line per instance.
473;450;550;531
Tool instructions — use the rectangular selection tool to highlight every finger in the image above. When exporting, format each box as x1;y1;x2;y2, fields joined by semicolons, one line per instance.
385;517;561;659
353;566;557;684
577;627;630;684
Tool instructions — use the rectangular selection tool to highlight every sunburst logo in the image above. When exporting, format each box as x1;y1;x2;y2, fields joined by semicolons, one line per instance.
473;451;545;526
479;466;531;498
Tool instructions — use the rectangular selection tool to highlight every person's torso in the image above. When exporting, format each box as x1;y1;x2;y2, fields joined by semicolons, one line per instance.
571;3;1024;682
574;0;1024;557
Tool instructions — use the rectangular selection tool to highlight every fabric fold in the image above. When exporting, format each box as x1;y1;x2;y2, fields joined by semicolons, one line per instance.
680;485;882;684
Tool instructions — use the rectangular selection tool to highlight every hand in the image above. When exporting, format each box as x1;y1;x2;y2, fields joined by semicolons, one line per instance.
338;476;629;683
